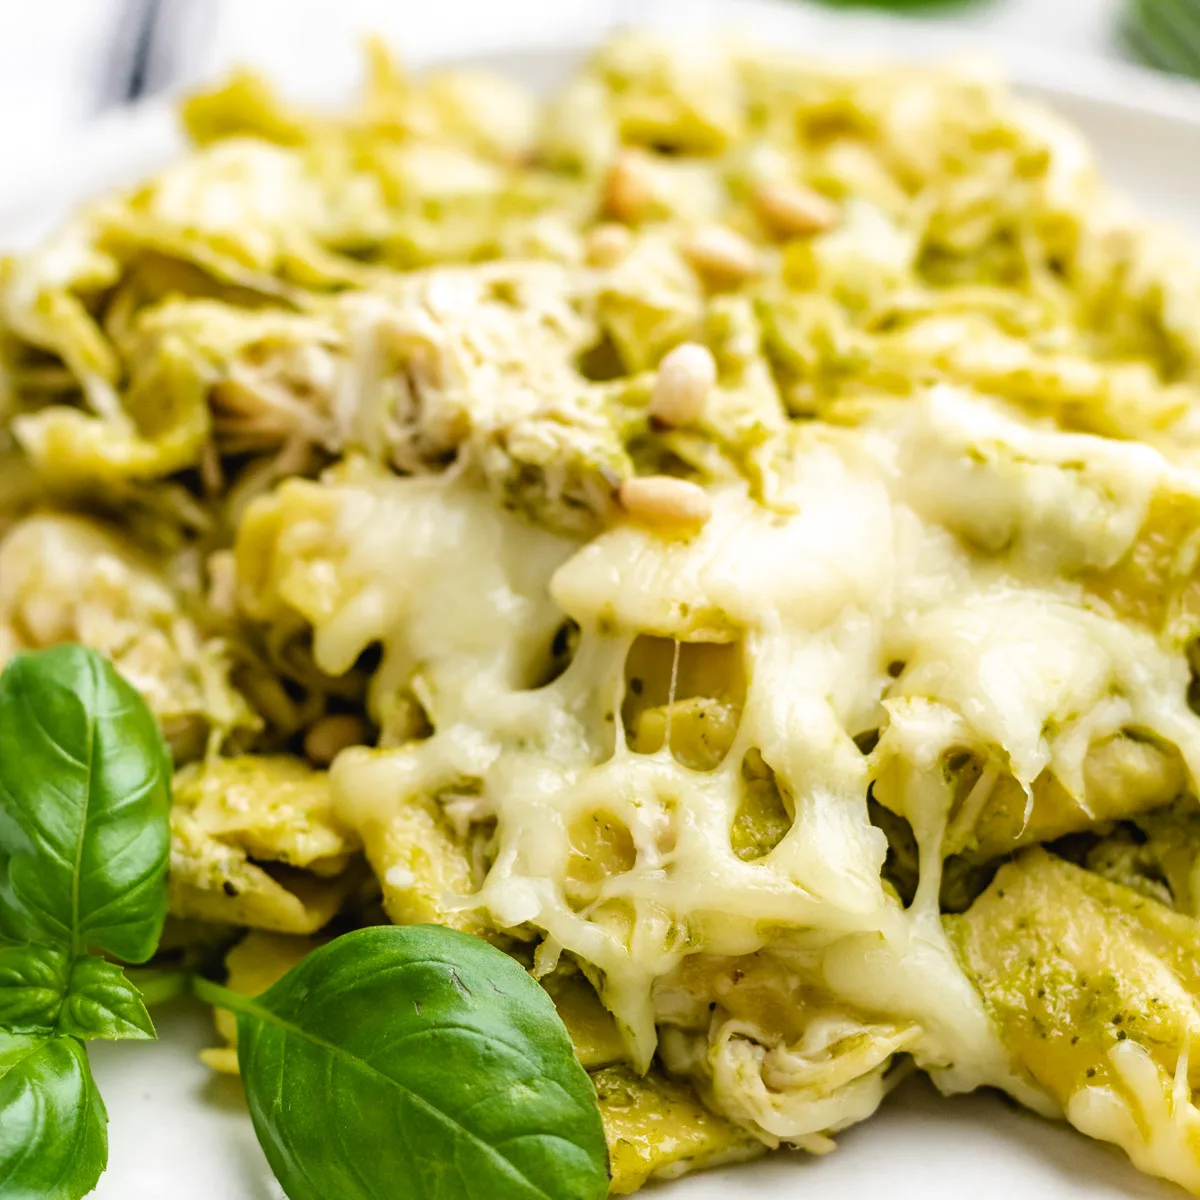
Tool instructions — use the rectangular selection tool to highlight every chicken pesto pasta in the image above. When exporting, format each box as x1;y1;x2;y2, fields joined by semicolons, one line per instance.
2;30;1200;1197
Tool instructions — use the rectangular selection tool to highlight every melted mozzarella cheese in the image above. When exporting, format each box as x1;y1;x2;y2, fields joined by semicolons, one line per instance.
254;384;1200;1143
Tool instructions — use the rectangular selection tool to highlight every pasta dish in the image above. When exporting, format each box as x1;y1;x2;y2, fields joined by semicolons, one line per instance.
2;32;1199;1196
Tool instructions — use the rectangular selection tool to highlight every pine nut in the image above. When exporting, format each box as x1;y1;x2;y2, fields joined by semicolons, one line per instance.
681;224;759;287
754;180;840;239
603;151;654;224
649;342;716;427
618;476;712;529
304;713;370;766
585;222;633;267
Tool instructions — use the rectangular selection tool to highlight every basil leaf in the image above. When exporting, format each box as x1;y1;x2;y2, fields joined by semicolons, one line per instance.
0;1032;108;1200
0;944;69;1033
1128;0;1200;78
58;957;155;1042
0;946;154;1042
0;644;172;962
206;925;610;1200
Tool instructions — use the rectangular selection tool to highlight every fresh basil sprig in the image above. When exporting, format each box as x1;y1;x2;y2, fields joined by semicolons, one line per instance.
194;925;611;1200
0;645;172;1200
0;645;608;1200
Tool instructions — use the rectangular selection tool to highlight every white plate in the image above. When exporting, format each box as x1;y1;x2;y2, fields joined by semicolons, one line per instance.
16;19;1200;1200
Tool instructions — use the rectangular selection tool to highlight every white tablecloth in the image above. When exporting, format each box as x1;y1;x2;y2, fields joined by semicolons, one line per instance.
0;0;1136;183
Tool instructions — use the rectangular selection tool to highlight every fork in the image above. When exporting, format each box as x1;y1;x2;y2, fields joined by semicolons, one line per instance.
98;0;213;109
